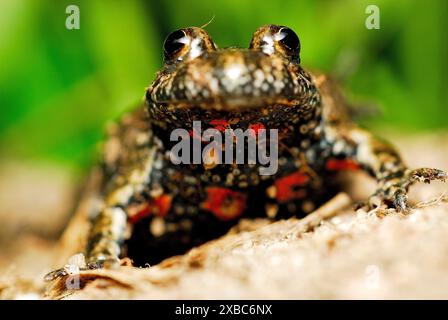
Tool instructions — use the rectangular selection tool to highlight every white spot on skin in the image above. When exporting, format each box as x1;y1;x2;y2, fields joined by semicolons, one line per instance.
253;69;265;89
150;217;166;237
106;207;127;239
136;133;149;145
220;62;251;96
273;79;285;92
185;79;198;99
266;204;278;218
188;37;203;60
300;139;310;148
209;78;219;93
225;64;242;80
333;140;346;154
350;130;373;166
261;35;274;55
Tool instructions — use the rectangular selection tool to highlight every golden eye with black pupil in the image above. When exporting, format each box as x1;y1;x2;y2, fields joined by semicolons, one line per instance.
163;29;189;61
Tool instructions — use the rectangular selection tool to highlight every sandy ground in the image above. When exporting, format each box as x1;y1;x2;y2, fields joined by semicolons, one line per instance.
0;132;447;299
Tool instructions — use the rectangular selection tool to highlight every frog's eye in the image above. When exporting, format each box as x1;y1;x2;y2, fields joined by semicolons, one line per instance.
276;27;300;56
163;28;217;64
250;25;301;62
163;29;190;60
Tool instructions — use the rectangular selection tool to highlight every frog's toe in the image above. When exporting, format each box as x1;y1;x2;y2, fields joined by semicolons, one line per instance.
408;168;447;184
86;256;121;270
44;267;69;282
44;264;86;282
355;193;384;211
359;185;410;213
392;188;409;213
44;256;121;282
431;168;447;181
43;260;126;285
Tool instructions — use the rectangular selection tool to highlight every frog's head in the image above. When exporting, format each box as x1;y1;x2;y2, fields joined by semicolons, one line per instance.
146;25;321;129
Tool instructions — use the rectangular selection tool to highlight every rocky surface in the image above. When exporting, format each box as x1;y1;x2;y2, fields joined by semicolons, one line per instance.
1;133;447;299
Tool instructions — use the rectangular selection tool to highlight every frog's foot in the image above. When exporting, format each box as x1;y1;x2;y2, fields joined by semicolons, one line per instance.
44;267;71;282
86;256;122;270
404;168;447;185
44;256;123;282
358;167;447;213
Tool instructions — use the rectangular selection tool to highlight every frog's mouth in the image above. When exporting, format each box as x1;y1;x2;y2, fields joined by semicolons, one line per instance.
146;49;318;112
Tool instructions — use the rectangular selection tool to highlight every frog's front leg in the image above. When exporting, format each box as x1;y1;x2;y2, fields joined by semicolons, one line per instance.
325;125;447;211
85;203;128;269
44;188;133;282
84;150;164;269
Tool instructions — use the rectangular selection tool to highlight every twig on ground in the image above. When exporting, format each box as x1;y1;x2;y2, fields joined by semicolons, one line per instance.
287;192;352;237
413;192;448;209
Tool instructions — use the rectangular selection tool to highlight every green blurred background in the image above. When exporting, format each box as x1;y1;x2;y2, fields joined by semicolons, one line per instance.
1;0;447;173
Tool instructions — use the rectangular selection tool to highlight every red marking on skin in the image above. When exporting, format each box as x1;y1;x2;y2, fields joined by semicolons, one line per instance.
248;123;265;137
326;159;360;171
128;205;151;224
275;171;309;203
128;194;172;224
210;119;229;132
202;187;246;221
153;194;172;216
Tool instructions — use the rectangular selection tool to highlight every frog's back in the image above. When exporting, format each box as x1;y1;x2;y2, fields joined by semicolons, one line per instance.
311;72;352;126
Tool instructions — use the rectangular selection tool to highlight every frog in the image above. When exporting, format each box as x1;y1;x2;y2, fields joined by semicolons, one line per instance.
45;24;446;281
